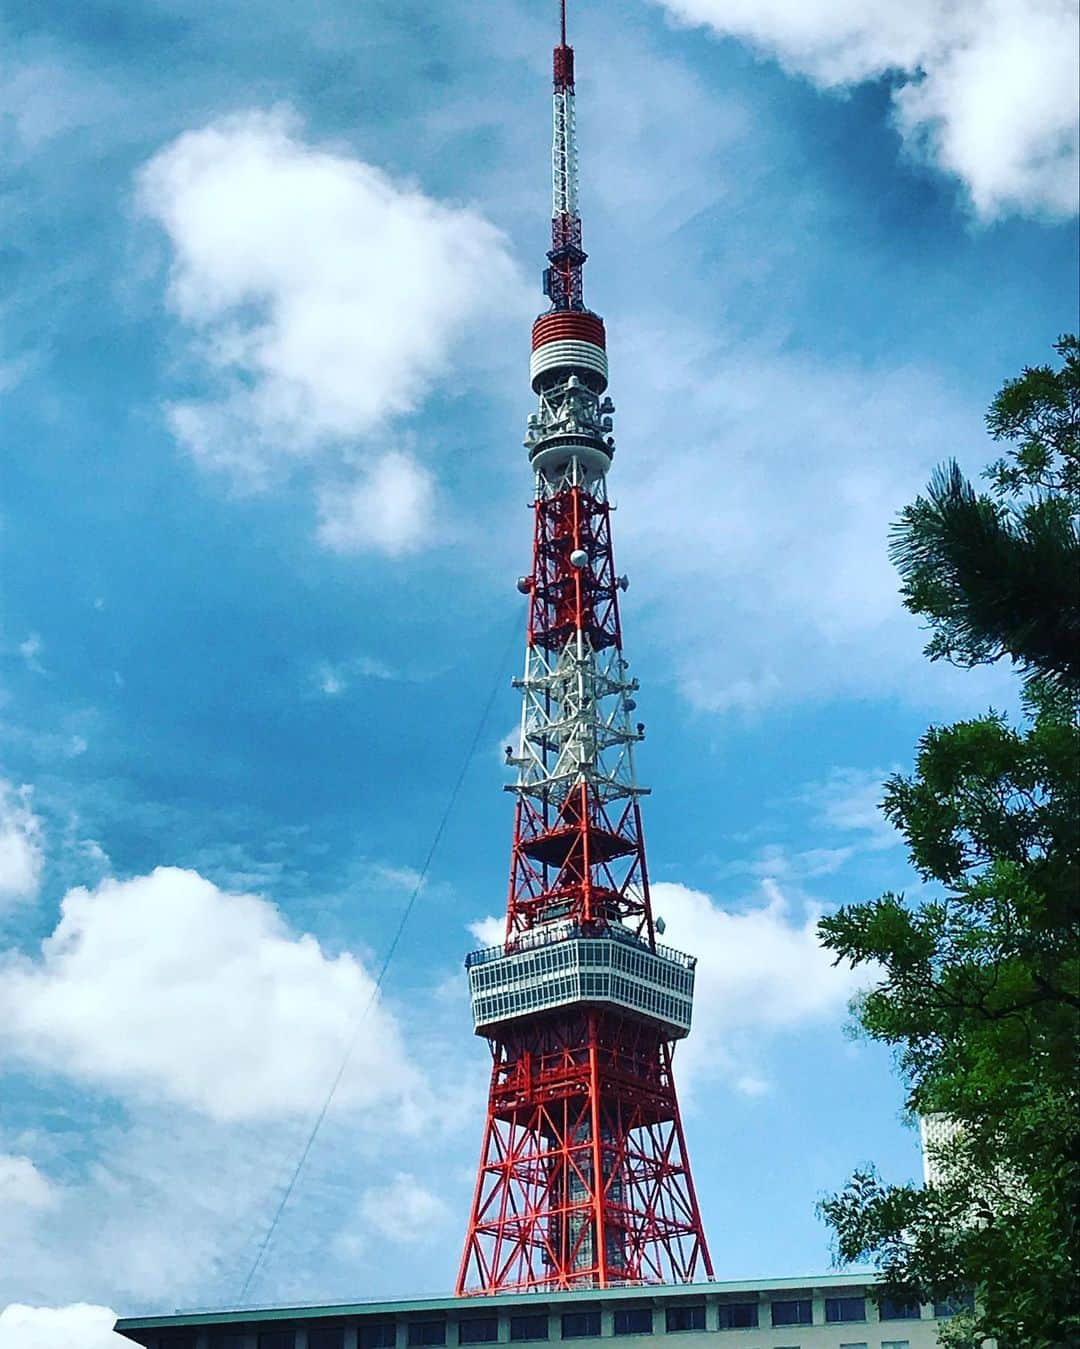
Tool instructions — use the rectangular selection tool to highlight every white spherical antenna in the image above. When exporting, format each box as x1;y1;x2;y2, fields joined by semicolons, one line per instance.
569;548;588;568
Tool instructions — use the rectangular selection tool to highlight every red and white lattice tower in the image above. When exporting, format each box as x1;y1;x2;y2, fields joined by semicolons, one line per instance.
456;1;713;1294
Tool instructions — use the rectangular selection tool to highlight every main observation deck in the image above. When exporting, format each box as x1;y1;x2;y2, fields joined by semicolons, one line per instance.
466;925;696;1039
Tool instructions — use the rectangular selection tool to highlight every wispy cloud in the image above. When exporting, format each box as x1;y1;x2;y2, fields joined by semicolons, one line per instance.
803;764;902;853
313;652;397;697
352;1172;450;1247
16;636;44;677
0;781;44;912
613;325;1007;714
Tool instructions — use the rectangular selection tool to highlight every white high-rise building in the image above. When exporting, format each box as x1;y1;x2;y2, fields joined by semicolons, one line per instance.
918;1114;962;1187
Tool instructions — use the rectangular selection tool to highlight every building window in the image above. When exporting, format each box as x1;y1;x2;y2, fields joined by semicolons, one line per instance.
665;1306;706;1332
771;1300;812;1328
310;1330;348;1349
357;1325;394;1349
509;1314;549;1341
562;1311;602;1339
879;1298;921;1321
408;1323;446;1346
257;1334;295;1349
933;1292;975;1319
613;1309;653;1336
881;1341;910;1349
826;1298;866;1323
839;1343;868;1349
718;1302;759;1330
459;1317;499;1343
207;1336;248;1349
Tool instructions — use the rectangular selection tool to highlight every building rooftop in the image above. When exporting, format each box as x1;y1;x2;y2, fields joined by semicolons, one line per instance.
115;1273;883;1334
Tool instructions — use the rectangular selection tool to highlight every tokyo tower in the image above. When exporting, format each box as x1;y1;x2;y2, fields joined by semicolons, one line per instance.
456;0;713;1294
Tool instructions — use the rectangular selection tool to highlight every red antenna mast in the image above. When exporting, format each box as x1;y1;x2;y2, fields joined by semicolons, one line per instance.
456;0;714;1293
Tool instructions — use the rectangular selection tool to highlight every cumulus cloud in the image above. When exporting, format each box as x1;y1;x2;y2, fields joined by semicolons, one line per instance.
654;0;1079;218
654;879;863;1030
650;879;870;1088
468;915;504;949
0;1156;58;1213
316;451;437;556
0;780;44;910
0;867;421;1122
0;1304;125;1349
137;107;528;518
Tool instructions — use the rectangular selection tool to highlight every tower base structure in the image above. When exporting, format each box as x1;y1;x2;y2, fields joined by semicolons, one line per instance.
457;1005;712;1293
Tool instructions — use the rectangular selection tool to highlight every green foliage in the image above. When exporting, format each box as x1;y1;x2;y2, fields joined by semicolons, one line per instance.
890;336;1080;691
986;336;1080;499
817;341;1080;1349
819;697;1080;1348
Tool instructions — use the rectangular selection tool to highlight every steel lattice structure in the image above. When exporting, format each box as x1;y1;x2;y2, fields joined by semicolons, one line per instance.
456;0;713;1295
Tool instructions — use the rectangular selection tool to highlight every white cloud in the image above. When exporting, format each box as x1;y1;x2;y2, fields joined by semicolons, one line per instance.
0;1156;58;1213
719;842;856;882
17;634;43;674
613;330;1007;713
0;780;44;910
0;866;422;1122
651;879;870;1087
654;0;1079;218
137;108;528;500
468;915;504;949
314;652;396;696
316;451;437;557
356;1171;450;1245
0;1305;125;1349
317;666;346;696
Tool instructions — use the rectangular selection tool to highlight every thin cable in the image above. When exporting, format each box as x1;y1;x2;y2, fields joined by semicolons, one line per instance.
237;615;520;1301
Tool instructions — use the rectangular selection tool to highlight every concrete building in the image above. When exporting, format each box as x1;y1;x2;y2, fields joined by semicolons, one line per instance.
114;1276;963;1349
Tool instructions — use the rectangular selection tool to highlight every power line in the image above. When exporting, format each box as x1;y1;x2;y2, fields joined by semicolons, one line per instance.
237;614;520;1301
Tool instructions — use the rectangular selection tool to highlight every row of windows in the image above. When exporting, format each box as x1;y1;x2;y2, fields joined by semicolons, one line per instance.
159;1295;965;1349
772;1298;928;1328
159;1307;695;1349
471;969;692;1031
469;940;693;997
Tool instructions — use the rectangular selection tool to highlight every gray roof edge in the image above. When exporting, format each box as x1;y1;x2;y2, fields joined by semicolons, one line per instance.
114;1272;881;1331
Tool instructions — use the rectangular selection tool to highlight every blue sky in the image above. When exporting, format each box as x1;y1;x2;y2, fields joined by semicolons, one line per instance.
0;0;1077;1342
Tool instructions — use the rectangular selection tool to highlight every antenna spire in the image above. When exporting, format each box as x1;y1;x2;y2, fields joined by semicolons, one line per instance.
546;0;585;310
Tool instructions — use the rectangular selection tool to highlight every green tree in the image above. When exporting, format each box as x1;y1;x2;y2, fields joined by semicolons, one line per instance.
891;334;1079;691
817;338;1080;1349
